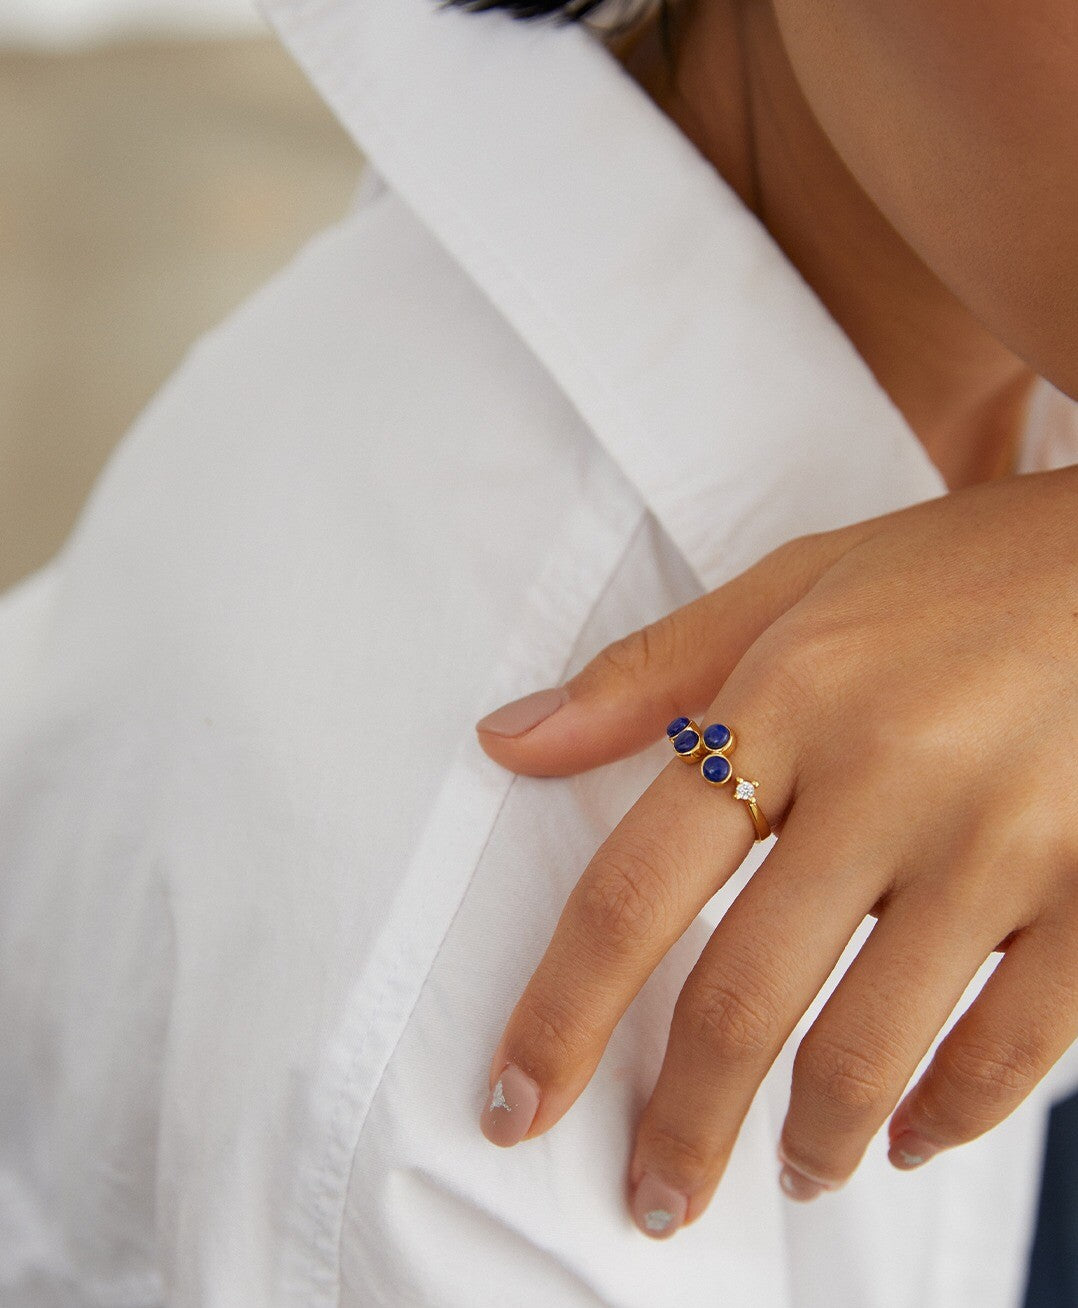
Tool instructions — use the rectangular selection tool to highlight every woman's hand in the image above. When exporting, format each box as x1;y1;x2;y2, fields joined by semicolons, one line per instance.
474;465;1078;1238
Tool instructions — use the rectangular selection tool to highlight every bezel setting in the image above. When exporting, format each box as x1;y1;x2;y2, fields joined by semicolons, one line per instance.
701;722;734;753
701;753;733;785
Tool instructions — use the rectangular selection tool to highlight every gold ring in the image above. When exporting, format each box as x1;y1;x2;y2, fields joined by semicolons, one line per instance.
666;716;772;842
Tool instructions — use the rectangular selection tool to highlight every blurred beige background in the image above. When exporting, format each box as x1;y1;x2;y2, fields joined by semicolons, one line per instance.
0;31;364;592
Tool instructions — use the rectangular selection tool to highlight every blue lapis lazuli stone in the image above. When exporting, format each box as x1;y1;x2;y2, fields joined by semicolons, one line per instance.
666;715;690;738
702;754;732;784
702;722;731;751
673;728;699;754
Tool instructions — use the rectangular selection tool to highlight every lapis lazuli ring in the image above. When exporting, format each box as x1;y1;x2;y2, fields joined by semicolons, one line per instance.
665;716;772;842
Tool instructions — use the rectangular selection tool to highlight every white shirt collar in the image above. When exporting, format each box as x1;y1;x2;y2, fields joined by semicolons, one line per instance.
258;0;949;587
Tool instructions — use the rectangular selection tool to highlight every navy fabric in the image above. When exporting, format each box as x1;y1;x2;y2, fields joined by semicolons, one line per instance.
1023;1092;1078;1308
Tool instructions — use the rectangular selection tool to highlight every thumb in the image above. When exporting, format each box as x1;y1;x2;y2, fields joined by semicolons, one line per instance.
474;527;858;777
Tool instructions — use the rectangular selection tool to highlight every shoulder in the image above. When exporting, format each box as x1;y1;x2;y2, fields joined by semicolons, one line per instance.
0;169;658;1298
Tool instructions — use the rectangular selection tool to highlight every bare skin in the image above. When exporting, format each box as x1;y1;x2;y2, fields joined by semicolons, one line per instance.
606;0;1077;490
473;0;1078;1241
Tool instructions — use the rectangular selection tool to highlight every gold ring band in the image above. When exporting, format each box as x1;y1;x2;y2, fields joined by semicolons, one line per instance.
731;777;772;841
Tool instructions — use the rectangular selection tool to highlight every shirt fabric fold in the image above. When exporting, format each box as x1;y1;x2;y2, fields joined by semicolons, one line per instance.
1;0;1075;1303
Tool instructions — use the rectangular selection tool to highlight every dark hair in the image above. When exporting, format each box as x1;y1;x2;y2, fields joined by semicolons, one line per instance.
439;0;675;57
442;0;618;20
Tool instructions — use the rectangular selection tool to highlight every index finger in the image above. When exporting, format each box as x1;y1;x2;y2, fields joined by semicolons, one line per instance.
479;706;794;1147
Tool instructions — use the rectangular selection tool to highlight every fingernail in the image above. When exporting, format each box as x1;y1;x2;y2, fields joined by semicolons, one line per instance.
480;1062;541;1147
475;686;569;738
632;1172;688;1239
888;1131;940;1170
779;1164;825;1201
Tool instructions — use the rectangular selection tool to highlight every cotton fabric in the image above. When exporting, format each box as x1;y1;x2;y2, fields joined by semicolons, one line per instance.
1;0;1076;1303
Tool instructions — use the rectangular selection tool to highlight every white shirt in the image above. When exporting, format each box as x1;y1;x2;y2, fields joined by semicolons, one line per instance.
2;1;1076;1304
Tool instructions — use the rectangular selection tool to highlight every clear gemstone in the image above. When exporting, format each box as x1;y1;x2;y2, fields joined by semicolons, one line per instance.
734;780;756;801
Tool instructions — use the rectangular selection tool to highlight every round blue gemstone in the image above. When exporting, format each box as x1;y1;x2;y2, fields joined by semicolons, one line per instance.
666;715;690;738
702;722;731;751
702;754;732;784
673;728;699;754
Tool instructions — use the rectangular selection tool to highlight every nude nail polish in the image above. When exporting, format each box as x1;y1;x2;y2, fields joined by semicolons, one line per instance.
632;1173;688;1239
475;686;569;737
888;1131;939;1169
480;1062;540;1146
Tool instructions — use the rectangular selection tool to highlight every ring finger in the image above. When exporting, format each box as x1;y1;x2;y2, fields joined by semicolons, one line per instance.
627;790;895;1236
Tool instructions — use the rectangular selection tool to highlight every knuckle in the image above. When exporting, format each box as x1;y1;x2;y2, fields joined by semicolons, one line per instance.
512;988;587;1077
932;1035;1041;1115
794;1036;893;1119
752;532;829;598
874;707;957;773
677;971;778;1060
639;1122;717;1191
592;633;644;683
574;836;672;956
744;612;841;721
592;613;682;685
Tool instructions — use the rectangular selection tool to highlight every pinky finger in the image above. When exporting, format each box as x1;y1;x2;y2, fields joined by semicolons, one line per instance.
887;921;1078;1170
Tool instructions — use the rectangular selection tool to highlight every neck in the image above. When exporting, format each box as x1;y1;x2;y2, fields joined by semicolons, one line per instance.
608;0;1038;491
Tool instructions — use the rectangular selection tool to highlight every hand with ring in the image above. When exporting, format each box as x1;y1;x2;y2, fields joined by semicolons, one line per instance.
473;465;1078;1239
